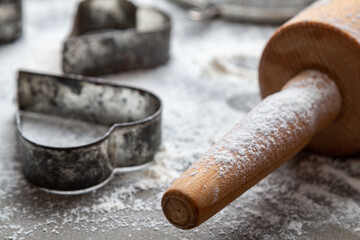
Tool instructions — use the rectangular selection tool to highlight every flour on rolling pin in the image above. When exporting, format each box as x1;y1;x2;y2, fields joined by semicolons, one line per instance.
163;0;360;230
213;75;339;175
184;72;340;199
1;0;360;238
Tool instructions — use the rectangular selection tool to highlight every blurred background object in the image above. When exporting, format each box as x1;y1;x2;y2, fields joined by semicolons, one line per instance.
0;0;22;44
63;0;171;76
171;0;315;22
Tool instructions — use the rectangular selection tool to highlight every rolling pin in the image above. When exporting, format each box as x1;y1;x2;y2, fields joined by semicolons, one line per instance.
162;0;360;229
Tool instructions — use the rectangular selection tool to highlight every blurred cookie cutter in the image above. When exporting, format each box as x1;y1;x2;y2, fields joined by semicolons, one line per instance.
0;0;22;43
17;70;162;192
62;0;171;76
171;0;315;23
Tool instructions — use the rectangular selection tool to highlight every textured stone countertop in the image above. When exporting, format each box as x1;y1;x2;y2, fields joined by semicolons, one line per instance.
0;0;359;239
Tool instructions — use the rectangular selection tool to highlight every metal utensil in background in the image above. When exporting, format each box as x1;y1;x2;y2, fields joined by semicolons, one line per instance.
171;0;315;23
63;0;171;76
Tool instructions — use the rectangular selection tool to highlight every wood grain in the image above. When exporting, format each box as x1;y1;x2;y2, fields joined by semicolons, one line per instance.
259;0;360;156
162;71;342;229
162;0;360;230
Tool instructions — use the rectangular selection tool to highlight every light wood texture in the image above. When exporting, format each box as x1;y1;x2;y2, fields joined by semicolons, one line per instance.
163;0;360;230
162;70;342;229
259;0;360;156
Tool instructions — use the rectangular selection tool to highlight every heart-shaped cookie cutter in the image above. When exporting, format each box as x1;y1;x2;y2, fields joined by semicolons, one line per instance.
62;0;171;76
0;0;22;43
17;71;162;193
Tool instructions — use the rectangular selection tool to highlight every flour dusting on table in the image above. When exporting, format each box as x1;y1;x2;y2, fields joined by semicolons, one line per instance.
0;0;359;239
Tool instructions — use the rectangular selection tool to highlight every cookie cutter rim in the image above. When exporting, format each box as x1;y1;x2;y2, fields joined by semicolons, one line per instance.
16;70;162;193
16;81;162;151
62;0;172;76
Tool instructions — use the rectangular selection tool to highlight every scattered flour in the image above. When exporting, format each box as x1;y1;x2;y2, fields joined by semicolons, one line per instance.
0;0;358;239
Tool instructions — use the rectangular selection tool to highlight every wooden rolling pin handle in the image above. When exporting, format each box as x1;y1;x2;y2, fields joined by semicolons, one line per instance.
162;70;342;229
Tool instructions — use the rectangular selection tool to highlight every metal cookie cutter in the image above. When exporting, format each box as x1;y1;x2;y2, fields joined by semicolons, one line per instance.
0;0;22;43
17;71;162;192
62;0;171;76
171;0;315;23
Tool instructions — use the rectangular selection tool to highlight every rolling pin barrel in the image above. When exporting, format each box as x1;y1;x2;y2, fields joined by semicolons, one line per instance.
163;0;360;229
162;70;341;229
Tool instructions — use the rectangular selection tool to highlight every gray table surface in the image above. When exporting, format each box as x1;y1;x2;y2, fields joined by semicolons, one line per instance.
0;0;359;239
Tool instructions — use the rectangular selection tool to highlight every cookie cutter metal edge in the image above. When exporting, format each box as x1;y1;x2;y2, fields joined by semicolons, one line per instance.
16;70;162;193
62;0;171;76
0;0;22;44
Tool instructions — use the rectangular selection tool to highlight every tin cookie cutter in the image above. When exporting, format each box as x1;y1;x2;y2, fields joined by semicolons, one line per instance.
0;0;22;44
17;71;162;192
62;0;171;76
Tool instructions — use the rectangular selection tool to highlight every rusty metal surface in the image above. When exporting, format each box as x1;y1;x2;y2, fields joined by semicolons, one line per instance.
62;0;171;76
17;71;162;191
0;0;22;43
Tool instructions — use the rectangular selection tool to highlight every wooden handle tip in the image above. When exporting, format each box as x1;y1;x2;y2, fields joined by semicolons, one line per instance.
162;190;199;230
